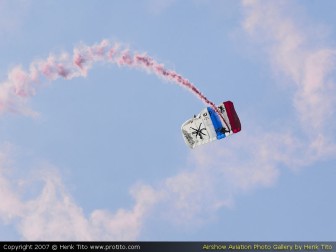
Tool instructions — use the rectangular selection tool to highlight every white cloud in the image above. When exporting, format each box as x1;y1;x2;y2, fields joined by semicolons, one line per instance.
242;0;336;136
0;145;24;223
0;149;160;240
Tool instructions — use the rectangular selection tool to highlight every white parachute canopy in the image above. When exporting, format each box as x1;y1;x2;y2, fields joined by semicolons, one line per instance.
181;101;241;148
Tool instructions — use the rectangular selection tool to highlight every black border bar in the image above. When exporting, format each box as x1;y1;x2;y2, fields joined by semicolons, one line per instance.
1;242;335;252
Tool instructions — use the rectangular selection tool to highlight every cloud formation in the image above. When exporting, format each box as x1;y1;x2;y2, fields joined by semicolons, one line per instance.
243;0;336;138
0;146;160;240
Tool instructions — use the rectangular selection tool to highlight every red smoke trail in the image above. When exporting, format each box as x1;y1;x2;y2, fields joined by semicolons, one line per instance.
0;39;229;128
132;54;229;128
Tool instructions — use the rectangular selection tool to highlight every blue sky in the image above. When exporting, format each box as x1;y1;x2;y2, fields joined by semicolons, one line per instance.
0;0;335;241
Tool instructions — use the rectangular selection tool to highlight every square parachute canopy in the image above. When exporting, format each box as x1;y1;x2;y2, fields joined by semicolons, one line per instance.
181;101;241;148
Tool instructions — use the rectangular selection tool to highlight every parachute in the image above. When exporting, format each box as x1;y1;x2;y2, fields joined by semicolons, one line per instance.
181;101;241;148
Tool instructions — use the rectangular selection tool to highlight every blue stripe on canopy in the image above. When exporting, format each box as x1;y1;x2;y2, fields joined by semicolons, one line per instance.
207;107;226;140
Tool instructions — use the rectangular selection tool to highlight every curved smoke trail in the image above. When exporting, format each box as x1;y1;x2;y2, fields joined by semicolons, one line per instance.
0;39;228;127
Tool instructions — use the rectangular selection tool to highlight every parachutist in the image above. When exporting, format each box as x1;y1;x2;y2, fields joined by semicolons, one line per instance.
220;127;230;134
